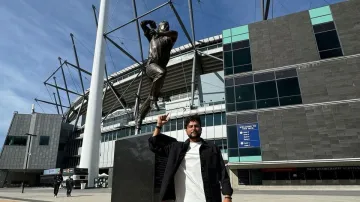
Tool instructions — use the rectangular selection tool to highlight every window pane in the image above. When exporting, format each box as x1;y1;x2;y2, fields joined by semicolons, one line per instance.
236;101;256;111
315;30;341;51
223;44;232;51
222;112;226;124
177;118;184;130
235;84;255;102
225;78;234;86
233;64;252;74
255;81;277;100
257;98;279;109
233;48;251;66
224;51;233;67
279;95;302;106
232;40;250;50
200;115;206;127
227;125;238;148
214;113;222;126
206;114;214;126
313;22;335;33
226;103;235;112
228;149;239;157
39;136;50;146
225;87;235;103
320;48;343;59
171;119;177;131
224;67;233;76
5;136;28;146
277;77;301;97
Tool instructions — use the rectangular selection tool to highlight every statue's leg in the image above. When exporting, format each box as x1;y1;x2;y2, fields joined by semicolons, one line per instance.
146;63;167;107
135;96;151;129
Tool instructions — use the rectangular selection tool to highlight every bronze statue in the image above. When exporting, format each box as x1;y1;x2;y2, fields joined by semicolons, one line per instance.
135;20;178;130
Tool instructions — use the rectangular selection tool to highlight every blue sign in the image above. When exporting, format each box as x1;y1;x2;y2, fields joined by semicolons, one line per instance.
238;123;261;148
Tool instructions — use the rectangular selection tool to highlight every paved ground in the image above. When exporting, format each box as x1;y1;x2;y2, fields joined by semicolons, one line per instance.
0;187;360;201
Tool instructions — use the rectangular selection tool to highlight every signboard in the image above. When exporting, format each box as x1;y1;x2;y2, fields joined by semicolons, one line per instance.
237;123;260;148
43;168;61;175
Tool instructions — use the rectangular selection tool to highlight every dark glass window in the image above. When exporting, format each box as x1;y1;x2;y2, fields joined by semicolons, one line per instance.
255;81;277;100
225;87;235;103
233;48;251;66
101;135;105;142
206;114;214;126
224;67;233;76
5;136;28;146
200;115;206;127
227;125;238;148
177;118;184;130
228;149;239;157
171;119;177;131
225;78;234;86
315;30;341;51
234;75;253;85
279;95;302;106
232;40;250;50
239;148;262;156
226;103;235;112
257;98;279;109
313;22;335;34
233;64;252;74
320;48;343;59
236;101;256;111
223;44;232;51
277;77;301;97
224;51;233;68
221;112;226;124
214;113;222;126
39;136;50;145
254;72;275;82
235;84;255;102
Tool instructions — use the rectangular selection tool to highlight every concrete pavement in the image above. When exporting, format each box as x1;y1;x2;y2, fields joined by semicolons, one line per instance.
0;187;360;202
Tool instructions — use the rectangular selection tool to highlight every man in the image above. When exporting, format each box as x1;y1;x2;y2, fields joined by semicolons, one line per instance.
135;20;178;130
65;177;74;197
149;114;233;202
53;172;63;198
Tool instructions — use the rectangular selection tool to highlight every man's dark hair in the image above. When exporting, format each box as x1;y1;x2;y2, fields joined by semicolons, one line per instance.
184;115;202;129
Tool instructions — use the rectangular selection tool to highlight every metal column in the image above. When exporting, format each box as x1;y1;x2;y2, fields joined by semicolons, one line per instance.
53;93;60;114
53;77;64;115
79;0;109;188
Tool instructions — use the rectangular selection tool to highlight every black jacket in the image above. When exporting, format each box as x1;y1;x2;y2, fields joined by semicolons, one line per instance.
149;134;233;202
54;175;63;185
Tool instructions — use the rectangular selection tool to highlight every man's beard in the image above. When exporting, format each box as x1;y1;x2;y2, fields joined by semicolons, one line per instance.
188;131;201;139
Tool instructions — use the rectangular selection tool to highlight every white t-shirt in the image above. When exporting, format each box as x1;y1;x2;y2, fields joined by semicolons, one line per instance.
174;142;206;202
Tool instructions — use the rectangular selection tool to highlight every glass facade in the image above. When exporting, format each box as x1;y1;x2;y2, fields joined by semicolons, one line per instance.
309;6;343;59
224;69;302;112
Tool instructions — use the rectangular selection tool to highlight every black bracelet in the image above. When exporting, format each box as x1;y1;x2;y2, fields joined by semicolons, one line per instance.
225;196;232;199
155;125;162;129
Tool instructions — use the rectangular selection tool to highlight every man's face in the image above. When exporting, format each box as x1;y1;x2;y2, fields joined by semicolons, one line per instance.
185;121;202;139
158;22;169;33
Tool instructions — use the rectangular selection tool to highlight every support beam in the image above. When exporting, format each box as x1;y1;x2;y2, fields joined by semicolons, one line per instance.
53;93;60;114
132;0;145;131
264;0;271;20
59;57;72;108
188;0;196;44
104;35;143;67
73;97;85;132
70;34;86;95
79;0;109;188
44;62;65;83
53;77;64;115
34;98;70;108
44;82;83;96
65;61;92;76
105;1;171;36
190;51;197;107
261;0;265;20
169;2;194;47
196;50;223;62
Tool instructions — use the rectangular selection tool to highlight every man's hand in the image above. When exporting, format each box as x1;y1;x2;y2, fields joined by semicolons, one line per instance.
157;113;170;127
149;21;157;29
223;196;232;202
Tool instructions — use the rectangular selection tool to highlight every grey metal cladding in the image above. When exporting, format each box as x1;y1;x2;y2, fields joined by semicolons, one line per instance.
331;1;360;56
298;57;360;104
258;102;360;161
249;11;318;71
0;114;31;169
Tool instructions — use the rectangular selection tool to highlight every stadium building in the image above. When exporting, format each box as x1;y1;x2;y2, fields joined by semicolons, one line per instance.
1;0;360;188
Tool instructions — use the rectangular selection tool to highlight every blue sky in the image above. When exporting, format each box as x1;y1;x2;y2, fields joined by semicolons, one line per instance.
0;0;344;148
